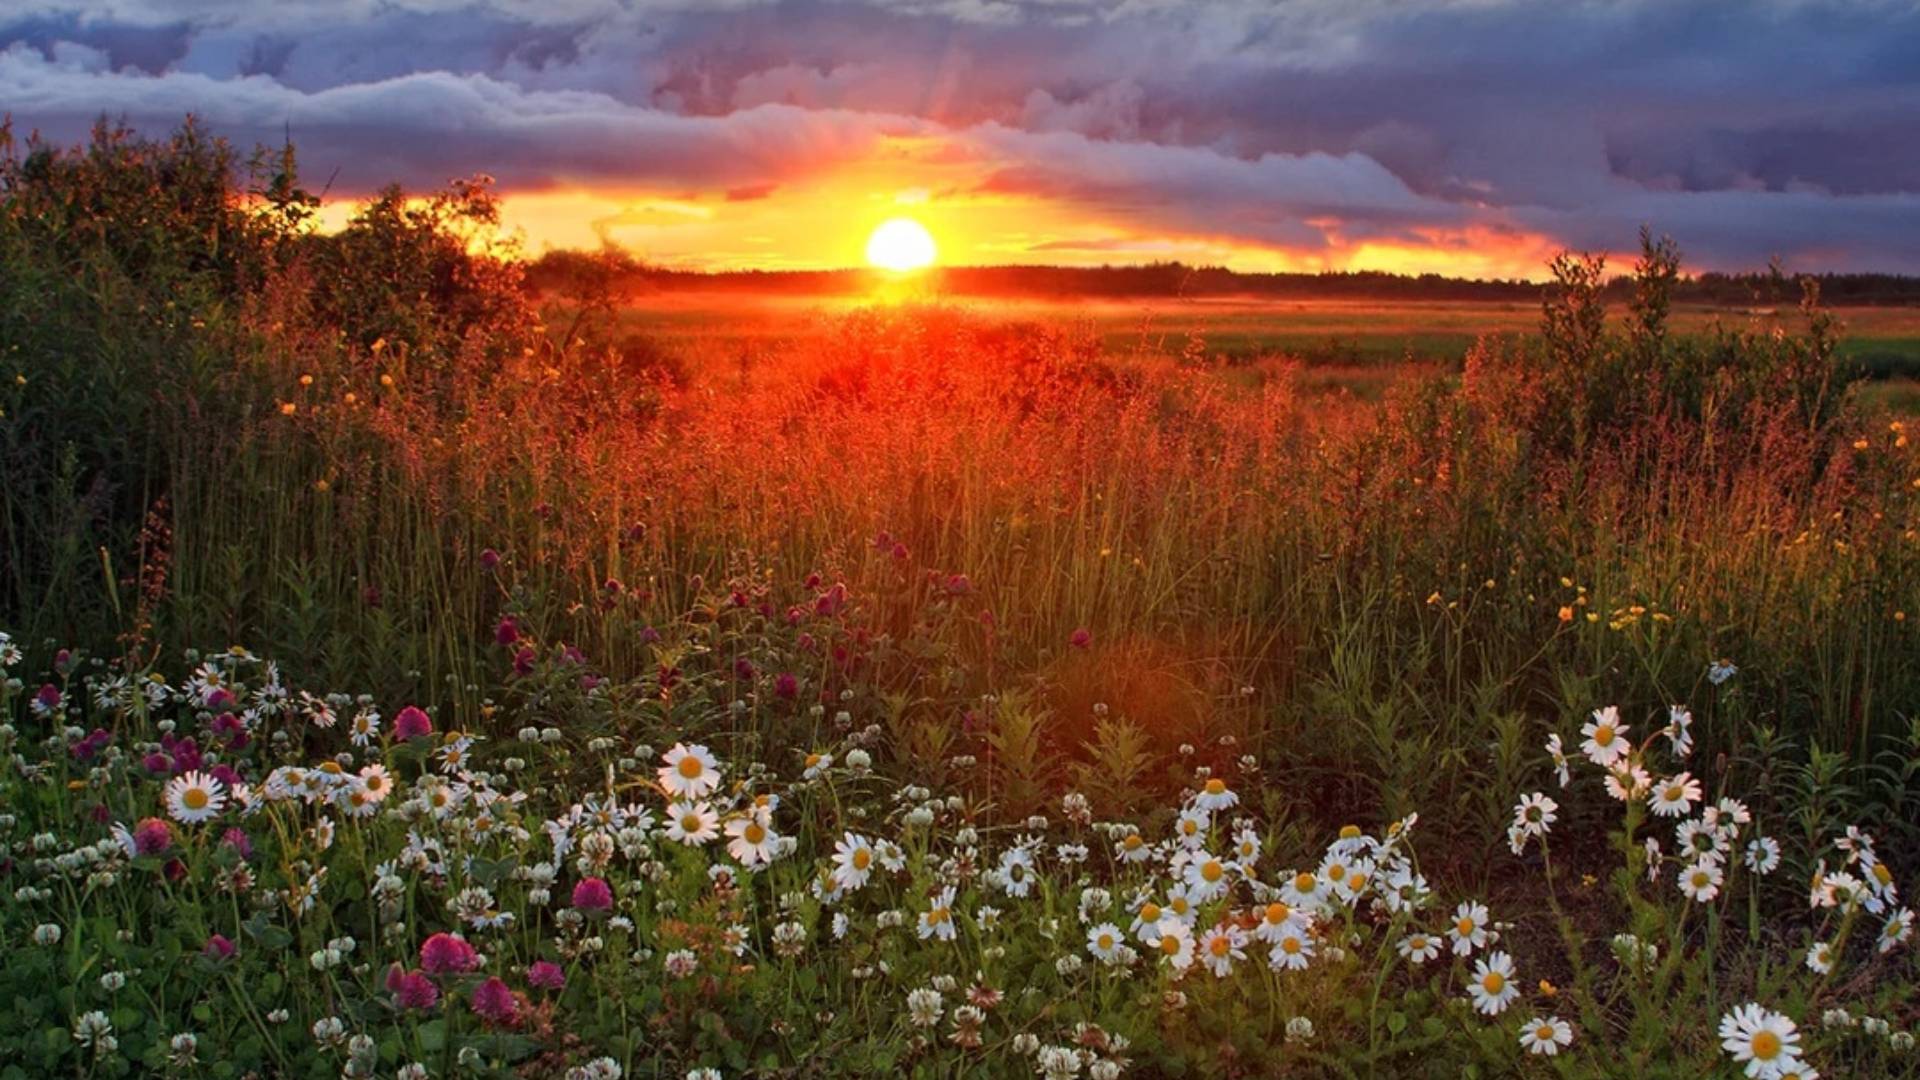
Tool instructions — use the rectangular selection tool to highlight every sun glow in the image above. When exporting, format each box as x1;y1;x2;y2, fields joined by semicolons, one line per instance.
865;217;937;272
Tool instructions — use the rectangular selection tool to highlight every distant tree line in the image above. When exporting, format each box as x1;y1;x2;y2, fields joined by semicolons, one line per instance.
525;248;1920;306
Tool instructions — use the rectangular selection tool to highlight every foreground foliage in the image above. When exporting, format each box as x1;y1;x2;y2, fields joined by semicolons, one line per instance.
3;621;1915;1078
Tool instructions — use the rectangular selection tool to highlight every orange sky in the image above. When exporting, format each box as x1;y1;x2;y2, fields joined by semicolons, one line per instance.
316;133;1565;280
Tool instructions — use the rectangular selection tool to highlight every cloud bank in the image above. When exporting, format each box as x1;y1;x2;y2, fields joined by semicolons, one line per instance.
5;0;1919;271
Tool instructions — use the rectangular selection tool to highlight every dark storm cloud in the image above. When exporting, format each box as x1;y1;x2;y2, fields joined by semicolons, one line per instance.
3;0;1919;270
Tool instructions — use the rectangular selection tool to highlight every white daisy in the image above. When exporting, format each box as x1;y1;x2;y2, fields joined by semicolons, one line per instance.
1746;837;1782;875
1665;706;1694;757
1512;793;1558;836
724;816;779;867
1648;772;1703;817
1545;732;1570;787
1182;852;1233;903
1718;1003;1802;1079
1191;777;1238;813
1679;860;1724;903
1466;951;1519;1015
1267;926;1314;971
1805;940;1835;974
163;771;227;825
1086;922;1125;964
1398;931;1442;964
1448;900;1491;956
1149;919;1195;970
1880;907;1914;954
918;887;958;941
1580;707;1630;767
1253;901;1308;945
663;801;718;846
1196;924;1246;978
1518;1016;1573;1056
996;847;1038;898
832;833;878;891
658;743;721;799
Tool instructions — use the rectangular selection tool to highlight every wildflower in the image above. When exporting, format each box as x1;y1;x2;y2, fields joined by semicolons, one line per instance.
1192;777;1238;813
33;923;61;946
659;743;722;799
725;816;780;867
1285;1016;1315;1043
1069;628;1092;649
1182;852;1232;902
72;1011;114;1051
1519;1016;1574;1056
1197;924;1246;977
133;817;172;855
1466;952;1520;1015
1116;831;1152;863
1087;922;1126;964
471;977;519;1025
1254;901;1307;944
1448;900;1491;956
420;932;480;976
1268;926;1314;971
572;877;614;912
1150;920;1196;971
163;770;227;825
1512;793;1558;837
1649;772;1703;817
663;949;699;978
919;886;958;941
387;966;440;1010
1881;908;1914;953
1679;860;1724;903
1546;733;1570;787
664;801;719;846
204;933;235;960
1709;660;1739;685
394;705;433;740
1747;837;1782;875
1173;808;1210;849
1666;706;1694;757
907;987;944;1028
1719;1003;1802;1078
1805;941;1834;974
997;847;1038;897
1398;931;1441;964
833;833;878;891
1580;707;1630;767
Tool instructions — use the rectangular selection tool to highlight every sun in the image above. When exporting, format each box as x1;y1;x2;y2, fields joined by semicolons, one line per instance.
865;217;937;272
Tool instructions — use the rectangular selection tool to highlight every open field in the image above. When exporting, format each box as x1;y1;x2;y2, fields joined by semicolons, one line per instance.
608;290;1920;407
3;131;1920;1079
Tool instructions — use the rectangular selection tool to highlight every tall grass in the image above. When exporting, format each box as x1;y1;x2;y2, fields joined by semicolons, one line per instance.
3;123;1916;853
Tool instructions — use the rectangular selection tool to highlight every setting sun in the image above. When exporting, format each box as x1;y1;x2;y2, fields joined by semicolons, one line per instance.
865;217;937;272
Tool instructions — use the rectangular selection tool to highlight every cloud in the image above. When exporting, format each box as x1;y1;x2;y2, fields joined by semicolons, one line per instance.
3;0;1919;270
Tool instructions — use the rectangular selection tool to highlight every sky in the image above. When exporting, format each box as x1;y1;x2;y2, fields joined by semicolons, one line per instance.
3;0;1919;277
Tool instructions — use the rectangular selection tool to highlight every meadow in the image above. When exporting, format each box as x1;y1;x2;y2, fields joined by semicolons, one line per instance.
2;124;1918;1078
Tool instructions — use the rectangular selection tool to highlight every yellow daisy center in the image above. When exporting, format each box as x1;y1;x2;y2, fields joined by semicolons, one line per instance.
852;849;872;870
1209;937;1230;957
1204;779;1227;795
1294;872;1316;892
1456;917;1475;935
1535;1024;1556;1041
1201;861;1224;883
744;823;766;844
1124;835;1144;850
1594;725;1615;746
1751;1031;1782;1060
182;788;209;811
1265;903;1290;925
1282;937;1301;954
1160;936;1181;956
678;756;705;779
1097;933;1114;949
680;813;702;832
1481;972;1506;994
1140;903;1161;922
